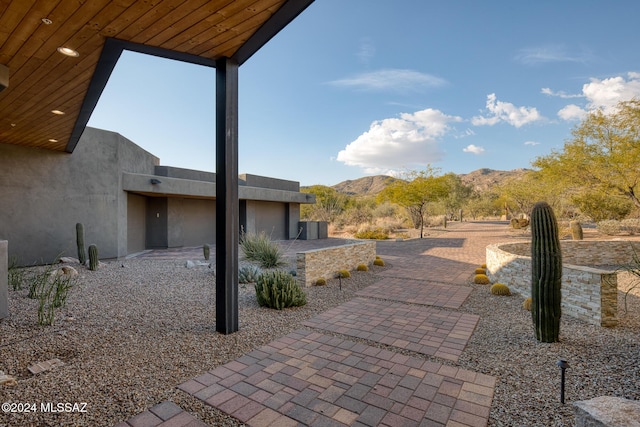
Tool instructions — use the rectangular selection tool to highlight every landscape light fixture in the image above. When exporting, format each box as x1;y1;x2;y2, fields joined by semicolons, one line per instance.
150;178;162;185
557;359;570;404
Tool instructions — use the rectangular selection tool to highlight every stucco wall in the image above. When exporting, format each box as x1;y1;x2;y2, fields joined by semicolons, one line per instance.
253;201;286;240
0;240;7;319
296;241;376;286
486;241;624;327
179;199;216;247
0;128;158;265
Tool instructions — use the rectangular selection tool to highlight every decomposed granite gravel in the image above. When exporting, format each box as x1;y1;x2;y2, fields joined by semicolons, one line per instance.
1;254;639;426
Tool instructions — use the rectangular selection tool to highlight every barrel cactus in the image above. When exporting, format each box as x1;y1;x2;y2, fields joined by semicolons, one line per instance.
474;273;490;284
490;283;511;296
531;201;562;343
88;244;99;271
76;223;86;264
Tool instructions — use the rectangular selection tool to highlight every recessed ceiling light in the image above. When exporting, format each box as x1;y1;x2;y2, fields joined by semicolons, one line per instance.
10;123;16;127
51;109;65;115
57;47;79;57
49;139;58;142
42;18;53;25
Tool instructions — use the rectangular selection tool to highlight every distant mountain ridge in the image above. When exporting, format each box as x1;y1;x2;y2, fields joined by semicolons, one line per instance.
324;169;528;196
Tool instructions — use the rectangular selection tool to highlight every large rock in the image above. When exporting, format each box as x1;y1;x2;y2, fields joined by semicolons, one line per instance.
574;396;640;427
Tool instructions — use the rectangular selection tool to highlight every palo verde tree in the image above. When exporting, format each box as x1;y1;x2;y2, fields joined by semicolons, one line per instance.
300;185;349;222
533;99;640;214
377;167;449;238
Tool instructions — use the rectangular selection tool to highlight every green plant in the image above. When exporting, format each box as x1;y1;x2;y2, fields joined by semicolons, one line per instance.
238;265;262;284
240;231;287;269
570;221;583;240
523;297;532;311
337;269;351;278
88;244;99;271
481;263;487;269
373;258;385;266
203;244;210;260
531;201;562;343
474;267;486;274
490;283;511;296
356;264;369;272
474;274;490;284
8;257;25;291
353;227;389;240
76;223;86;265
255;270;306;310
315;277;327;286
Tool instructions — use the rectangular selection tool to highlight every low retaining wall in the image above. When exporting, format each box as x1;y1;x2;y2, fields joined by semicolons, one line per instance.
485;240;640;327
296;241;376;287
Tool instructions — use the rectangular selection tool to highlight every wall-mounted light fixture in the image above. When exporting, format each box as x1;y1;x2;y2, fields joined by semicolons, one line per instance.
150;178;162;185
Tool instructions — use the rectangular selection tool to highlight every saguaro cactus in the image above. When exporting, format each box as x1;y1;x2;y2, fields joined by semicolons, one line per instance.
88;244;99;271
570;220;583;240
203;244;210;261
531;201;562;343
76;223;86;264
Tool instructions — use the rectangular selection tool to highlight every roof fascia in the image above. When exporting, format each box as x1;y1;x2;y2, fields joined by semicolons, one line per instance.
232;0;315;65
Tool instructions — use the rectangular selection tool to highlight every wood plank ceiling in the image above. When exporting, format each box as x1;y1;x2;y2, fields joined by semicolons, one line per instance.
0;0;311;152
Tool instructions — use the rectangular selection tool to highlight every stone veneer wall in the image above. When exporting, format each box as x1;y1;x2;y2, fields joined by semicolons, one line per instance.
296;241;377;287
485;241;637;327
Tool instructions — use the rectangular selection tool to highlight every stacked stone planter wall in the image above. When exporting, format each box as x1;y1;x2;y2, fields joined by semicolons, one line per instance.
486;240;640;327
296;241;376;287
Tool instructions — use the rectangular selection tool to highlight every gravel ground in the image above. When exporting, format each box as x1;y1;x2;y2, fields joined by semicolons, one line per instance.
1;252;639;426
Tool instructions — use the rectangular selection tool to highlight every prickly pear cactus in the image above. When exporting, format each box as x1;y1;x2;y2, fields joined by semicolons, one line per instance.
76;223;86;264
531;201;562;343
88;244;99;271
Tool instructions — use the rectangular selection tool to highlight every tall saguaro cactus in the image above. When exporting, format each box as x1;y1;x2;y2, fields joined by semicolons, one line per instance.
76;223;86;265
531;201;562;343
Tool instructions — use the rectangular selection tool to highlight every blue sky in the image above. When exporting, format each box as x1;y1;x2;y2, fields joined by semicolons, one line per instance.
88;1;640;187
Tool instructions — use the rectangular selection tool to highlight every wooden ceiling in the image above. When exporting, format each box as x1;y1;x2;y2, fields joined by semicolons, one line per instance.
0;0;313;152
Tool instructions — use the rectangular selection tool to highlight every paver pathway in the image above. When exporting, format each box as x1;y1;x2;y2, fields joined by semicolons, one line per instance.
117;221;515;426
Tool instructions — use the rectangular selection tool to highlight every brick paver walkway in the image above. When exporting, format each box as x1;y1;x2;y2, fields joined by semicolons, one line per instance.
302;298;479;362
116;221;515;426
178;329;496;427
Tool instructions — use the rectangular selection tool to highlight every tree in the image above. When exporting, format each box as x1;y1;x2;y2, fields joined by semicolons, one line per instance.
300;185;348;222
377;168;449;238
440;173;473;219
533;99;640;212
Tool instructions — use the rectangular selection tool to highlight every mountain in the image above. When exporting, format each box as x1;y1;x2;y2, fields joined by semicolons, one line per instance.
326;169;529;197
459;168;529;192
331;175;399;196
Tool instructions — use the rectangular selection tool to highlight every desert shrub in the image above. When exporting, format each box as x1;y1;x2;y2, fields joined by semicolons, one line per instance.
373;258;385;266
474;267;486;274
337;269;351;278
474;274;490;284
238;265;262;284
356;264;369;272
622;218;640;235
255;270;306;310
354;226;389;240
490;283;511;296
597;220;622;235
240;231;287;269
522;297;532;311
315;277;327;286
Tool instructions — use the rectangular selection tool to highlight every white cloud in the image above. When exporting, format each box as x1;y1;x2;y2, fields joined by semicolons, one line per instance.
556;72;640;121
524;141;540;146
329;69;447;93
515;45;591;65
557;104;587;121
541;87;582;99
336;108;462;173
463;144;485;154
472;93;543;128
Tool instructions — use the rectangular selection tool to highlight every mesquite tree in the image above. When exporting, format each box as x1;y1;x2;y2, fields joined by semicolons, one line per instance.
531;201;562;343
